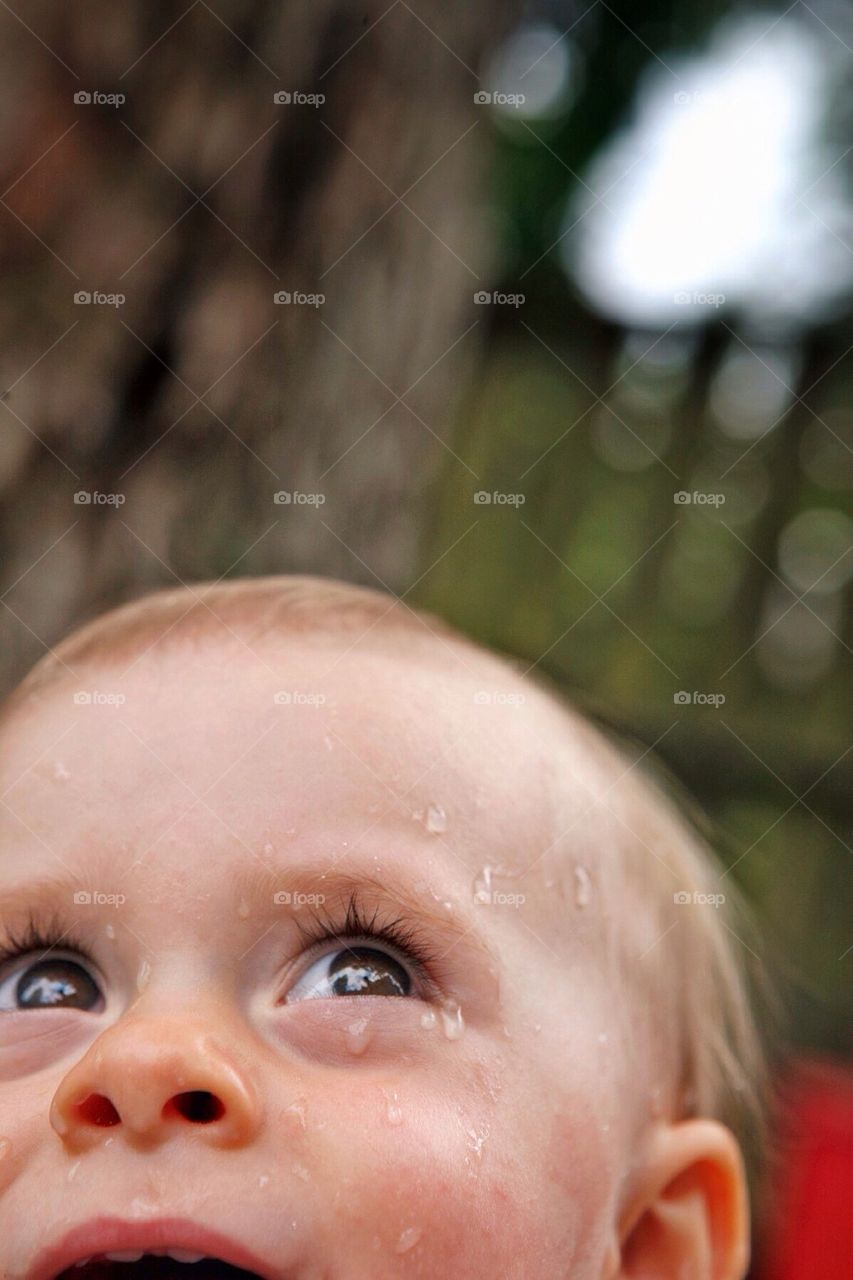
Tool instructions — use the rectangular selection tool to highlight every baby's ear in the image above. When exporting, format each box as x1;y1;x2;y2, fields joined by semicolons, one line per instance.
614;1119;749;1279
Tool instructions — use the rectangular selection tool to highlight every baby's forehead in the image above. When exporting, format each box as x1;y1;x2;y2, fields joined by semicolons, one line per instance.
0;629;633;892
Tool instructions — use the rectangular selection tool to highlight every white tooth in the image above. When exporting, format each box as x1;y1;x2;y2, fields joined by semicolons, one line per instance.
167;1251;206;1263
105;1253;145;1262
73;1260;93;1269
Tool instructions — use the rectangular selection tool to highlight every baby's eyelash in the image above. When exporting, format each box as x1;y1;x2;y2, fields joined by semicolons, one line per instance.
0;909;95;971
294;892;439;983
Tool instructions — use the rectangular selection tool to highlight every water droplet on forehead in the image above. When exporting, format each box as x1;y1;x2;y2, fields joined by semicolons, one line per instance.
574;865;592;908
425;804;446;833
395;1226;422;1255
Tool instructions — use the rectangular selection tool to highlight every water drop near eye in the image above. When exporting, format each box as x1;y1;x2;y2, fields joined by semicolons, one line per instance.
439;999;465;1040
345;1016;373;1056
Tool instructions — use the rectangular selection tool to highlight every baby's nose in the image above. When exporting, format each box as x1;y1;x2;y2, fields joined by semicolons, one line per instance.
49;1015;262;1152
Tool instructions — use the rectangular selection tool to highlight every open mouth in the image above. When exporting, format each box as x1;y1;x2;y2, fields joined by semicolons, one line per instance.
56;1259;265;1279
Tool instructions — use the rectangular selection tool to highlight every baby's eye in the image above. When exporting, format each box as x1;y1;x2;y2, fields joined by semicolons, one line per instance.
285;944;413;1002
0;953;103;1012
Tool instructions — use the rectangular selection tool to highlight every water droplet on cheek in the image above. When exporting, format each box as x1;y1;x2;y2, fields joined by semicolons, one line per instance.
67;1160;81;1182
258;1173;271;1189
237;898;250;920
395;1226;422;1254
104;924;115;941
385;1091;403;1126
136;960;152;993
0;1137;12;1161
291;1162;310;1182
574;865;592;908
345;1017;373;1056
419;1010;437;1031
53;762;71;782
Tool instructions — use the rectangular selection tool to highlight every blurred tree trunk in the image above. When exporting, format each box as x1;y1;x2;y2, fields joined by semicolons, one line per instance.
0;0;518;691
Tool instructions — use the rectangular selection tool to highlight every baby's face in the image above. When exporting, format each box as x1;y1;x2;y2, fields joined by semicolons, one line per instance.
0;633;648;1279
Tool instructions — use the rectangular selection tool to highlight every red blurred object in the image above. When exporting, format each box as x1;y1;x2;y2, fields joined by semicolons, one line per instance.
760;1059;853;1280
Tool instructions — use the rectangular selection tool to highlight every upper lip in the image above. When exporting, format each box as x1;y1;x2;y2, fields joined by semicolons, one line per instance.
24;1217;282;1280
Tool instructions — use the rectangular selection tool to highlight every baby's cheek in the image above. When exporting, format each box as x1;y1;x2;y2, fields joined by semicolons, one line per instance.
307;1076;583;1279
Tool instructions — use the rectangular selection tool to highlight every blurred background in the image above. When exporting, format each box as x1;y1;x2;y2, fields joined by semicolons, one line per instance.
0;1;850;1273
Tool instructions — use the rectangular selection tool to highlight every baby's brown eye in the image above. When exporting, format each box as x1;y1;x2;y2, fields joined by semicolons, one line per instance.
329;947;410;996
14;959;101;1011
286;945;412;1001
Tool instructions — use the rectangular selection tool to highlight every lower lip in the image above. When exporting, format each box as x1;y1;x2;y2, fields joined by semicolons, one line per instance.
26;1217;277;1280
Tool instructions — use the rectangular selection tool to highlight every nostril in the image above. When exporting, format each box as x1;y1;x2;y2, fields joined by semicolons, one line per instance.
166;1089;225;1123
76;1093;121;1127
